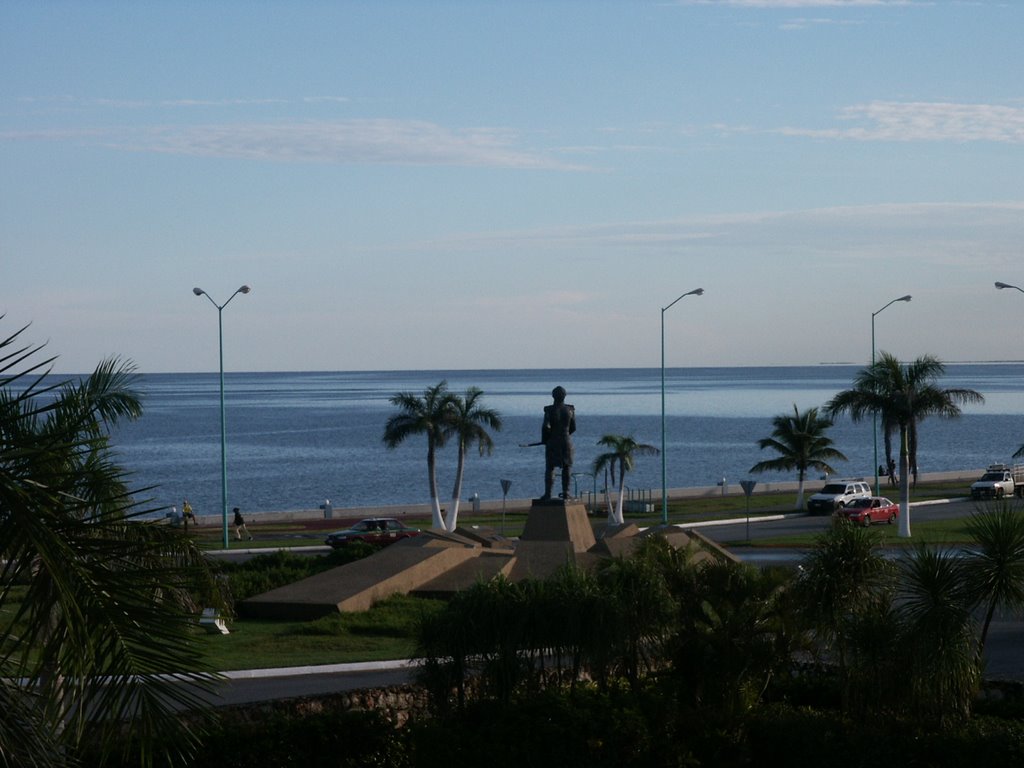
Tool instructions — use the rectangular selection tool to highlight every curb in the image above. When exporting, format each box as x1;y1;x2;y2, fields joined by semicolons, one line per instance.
222;659;417;680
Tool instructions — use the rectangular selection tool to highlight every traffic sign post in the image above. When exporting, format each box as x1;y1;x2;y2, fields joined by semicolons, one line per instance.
500;479;512;535
740;479;757;544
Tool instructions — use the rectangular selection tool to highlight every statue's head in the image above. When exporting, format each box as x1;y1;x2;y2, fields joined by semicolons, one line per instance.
552;386;566;402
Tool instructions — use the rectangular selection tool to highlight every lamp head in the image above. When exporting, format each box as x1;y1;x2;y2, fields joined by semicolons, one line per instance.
691;288;705;296
193;287;205;296
996;282;1013;290
238;285;251;294
898;294;912;302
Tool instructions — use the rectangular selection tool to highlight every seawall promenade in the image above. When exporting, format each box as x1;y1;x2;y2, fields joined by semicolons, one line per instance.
191;469;983;527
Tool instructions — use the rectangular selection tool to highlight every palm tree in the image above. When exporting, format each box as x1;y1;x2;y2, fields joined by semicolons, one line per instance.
0;322;218;767
796;521;893;709
896;544;980;725
444;386;502;532
592;434;659;526
826;352;983;537
749;404;847;510
383;380;457;530
964;502;1024;658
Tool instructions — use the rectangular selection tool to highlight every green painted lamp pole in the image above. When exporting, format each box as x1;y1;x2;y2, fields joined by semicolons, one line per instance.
871;294;911;495
661;287;704;525
194;285;251;548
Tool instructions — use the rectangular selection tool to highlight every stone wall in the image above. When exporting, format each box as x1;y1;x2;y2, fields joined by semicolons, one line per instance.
208;683;432;729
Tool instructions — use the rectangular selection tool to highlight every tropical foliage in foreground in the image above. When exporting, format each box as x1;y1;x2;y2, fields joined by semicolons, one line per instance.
0;321;219;767
416;502;1024;732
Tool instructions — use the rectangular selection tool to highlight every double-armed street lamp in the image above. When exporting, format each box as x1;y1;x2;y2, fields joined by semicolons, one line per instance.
871;294;912;495
193;285;251;548
661;287;704;525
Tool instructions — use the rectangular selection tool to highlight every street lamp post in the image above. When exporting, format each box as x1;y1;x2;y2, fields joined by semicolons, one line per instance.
871;294;911;495
193;285;251;548
661;287;704;525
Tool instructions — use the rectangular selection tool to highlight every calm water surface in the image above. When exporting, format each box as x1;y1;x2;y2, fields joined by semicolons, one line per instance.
104;365;1024;515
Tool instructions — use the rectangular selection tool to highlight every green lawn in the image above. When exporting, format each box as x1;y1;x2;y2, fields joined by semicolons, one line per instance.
197;594;445;671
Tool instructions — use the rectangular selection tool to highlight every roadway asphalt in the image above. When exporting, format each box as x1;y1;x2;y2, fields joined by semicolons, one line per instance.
202;496;1024;706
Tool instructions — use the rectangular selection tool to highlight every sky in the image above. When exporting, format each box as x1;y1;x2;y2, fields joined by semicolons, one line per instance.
3;0;1024;374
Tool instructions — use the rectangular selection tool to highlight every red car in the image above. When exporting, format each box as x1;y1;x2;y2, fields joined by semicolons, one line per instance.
324;518;421;548
837;496;898;527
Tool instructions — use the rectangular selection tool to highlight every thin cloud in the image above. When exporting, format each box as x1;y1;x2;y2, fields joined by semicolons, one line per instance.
389;201;1024;259
1;119;583;170
782;101;1024;143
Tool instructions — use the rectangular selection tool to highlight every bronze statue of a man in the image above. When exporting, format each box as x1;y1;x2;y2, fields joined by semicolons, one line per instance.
541;386;576;500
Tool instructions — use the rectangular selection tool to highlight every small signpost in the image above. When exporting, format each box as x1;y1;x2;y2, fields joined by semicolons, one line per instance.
500;479;512;535
740;479;757;544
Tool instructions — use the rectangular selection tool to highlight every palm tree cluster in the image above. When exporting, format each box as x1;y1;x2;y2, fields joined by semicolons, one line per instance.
416;537;796;722
0;322;219;767
826;352;983;537
383;380;502;531
750;353;983;537
416;504;1024;743
799;505;1024;727
592;434;659;526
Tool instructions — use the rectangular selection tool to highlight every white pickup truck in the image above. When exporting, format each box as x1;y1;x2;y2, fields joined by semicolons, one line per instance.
970;464;1024;500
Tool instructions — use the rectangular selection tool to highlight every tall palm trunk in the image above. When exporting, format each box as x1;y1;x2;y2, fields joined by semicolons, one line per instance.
796;468;806;510
613;465;627;526
427;443;445;530
898;425;911;538
446;441;467;532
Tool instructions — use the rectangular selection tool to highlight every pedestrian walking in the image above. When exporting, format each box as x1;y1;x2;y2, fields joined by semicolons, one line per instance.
233;507;253;541
182;498;197;530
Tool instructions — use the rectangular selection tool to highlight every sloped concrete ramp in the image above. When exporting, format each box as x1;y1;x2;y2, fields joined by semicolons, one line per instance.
241;501;738;619
241;535;479;620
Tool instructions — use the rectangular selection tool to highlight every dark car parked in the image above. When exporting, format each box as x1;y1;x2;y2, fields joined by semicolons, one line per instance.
324;517;421;548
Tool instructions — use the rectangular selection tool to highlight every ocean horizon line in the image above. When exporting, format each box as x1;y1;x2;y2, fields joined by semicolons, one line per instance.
43;359;1024;378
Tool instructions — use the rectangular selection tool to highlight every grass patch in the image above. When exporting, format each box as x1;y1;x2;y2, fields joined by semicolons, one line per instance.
196;594;445;671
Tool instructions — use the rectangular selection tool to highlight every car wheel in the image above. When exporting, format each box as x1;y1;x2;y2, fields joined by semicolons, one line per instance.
862;514;871;528
997;488;1005;499
887;513;896;524
835;502;845;512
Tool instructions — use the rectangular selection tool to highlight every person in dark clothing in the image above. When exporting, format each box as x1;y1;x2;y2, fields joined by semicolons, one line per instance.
233;507;253;541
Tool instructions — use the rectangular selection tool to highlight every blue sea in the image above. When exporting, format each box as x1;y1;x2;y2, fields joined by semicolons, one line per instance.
105;365;1024;516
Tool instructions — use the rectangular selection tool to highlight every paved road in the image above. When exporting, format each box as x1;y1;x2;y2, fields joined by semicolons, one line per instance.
196;662;417;708
690;497;979;545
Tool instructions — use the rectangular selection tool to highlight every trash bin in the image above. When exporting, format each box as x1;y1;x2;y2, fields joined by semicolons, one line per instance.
320;499;333;519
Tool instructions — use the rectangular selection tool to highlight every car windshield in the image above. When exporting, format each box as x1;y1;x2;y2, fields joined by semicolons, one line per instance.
982;472;1005;481
820;484;847;494
848;498;872;508
352;521;376;532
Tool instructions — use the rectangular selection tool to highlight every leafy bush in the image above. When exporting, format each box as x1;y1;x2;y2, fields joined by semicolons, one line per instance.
185;708;409;768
